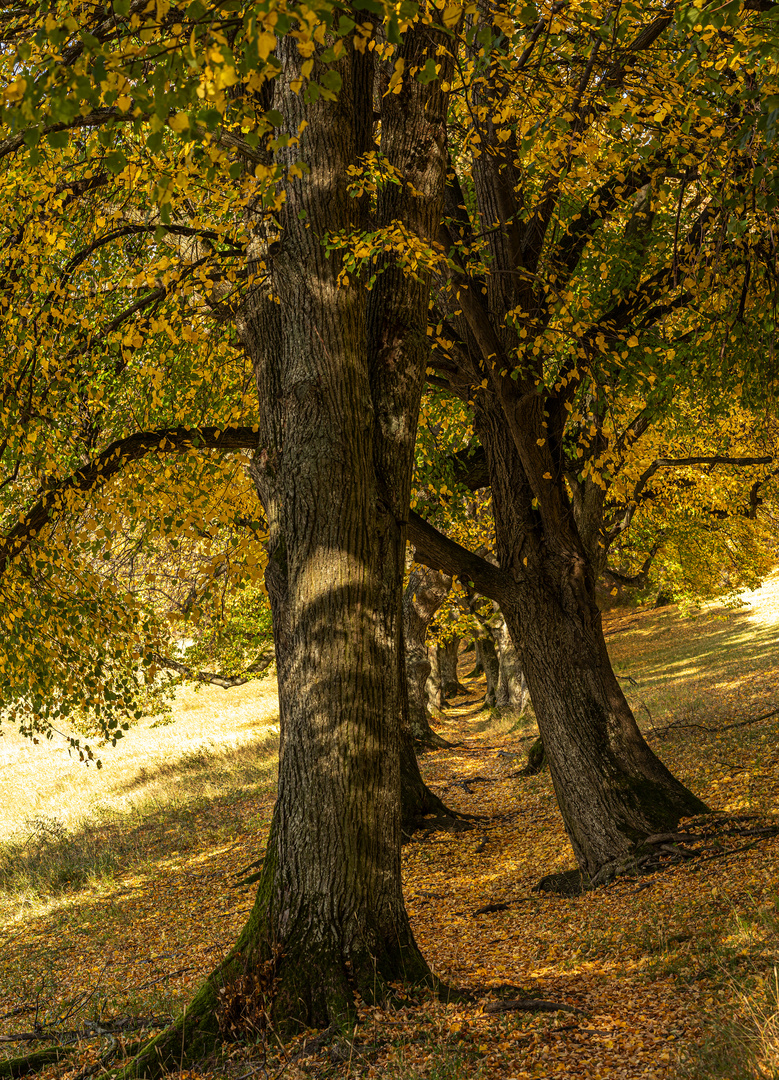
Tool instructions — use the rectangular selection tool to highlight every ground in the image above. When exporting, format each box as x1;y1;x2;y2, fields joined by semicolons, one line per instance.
1;578;778;1080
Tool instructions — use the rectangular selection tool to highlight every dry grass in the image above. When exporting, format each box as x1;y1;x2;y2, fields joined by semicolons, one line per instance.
0;678;280;924
0;678;280;841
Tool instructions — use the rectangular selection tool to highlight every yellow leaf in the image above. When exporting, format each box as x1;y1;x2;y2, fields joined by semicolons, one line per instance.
257;31;277;61
168;112;190;133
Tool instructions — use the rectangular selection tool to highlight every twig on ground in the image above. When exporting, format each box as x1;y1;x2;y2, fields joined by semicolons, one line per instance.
649;706;779;738
441;775;497;793
483;999;587;1016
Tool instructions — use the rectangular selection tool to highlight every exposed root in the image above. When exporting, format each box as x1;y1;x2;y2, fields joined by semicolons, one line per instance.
0;1046;75;1078
534;814;779;894
483;999;588;1016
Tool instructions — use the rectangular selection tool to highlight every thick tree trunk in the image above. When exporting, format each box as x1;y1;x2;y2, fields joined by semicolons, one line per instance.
478;413;708;878
403;565;452;747
121;30;452;1076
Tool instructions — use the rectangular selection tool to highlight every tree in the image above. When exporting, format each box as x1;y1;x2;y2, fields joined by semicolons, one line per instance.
403;563;454;745
401;0;779;876
2;1;779;1064
0;0;459;1060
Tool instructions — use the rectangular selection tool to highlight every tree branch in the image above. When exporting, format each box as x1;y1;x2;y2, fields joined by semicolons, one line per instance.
0;109;136;160
632;455;773;504
0;425;258;576
153;650;274;688
407;511;506;603
603;541;662;589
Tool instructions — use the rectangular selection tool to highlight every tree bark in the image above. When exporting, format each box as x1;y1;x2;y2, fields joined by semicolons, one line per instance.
403;565;453;747
494;615;528;714
121;30;453;1074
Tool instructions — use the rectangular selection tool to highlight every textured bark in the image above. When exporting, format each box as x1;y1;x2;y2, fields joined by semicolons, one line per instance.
405;55;711;877
475;635;499;709
403;565;452;746
121;30;453;1075
494;616;528;714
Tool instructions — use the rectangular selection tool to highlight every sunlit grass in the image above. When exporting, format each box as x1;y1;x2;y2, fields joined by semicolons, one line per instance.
0;677;280;925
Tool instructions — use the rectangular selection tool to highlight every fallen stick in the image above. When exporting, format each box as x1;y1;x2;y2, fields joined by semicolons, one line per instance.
483;999;587;1016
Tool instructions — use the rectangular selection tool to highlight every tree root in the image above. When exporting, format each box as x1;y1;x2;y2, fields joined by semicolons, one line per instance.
0;1046;76;1078
535;814;779;894
483;999;588;1016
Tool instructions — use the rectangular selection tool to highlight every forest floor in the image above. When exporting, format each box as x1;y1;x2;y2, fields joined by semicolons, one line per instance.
1;578;778;1080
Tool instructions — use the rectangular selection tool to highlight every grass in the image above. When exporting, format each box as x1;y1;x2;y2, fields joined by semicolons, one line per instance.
1;578;778;1079
0;678;279;913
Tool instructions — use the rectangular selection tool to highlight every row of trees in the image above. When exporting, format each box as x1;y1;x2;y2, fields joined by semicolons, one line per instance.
1;0;778;1070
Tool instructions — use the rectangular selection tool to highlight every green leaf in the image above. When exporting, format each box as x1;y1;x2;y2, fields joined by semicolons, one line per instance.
103;149;127;173
320;70;342;93
46;129;69;148
417;58;438;85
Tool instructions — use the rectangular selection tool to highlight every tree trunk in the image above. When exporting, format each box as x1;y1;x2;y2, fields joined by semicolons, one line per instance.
494;615;528;714
405;426;709;881
399;641;456;833
475;634;499;709
478;413;708;878
403;565;453;747
437;636;464;701
426;645;443;712
121;29;453;1075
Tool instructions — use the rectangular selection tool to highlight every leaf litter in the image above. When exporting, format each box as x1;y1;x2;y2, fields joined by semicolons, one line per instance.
2;579;779;1079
